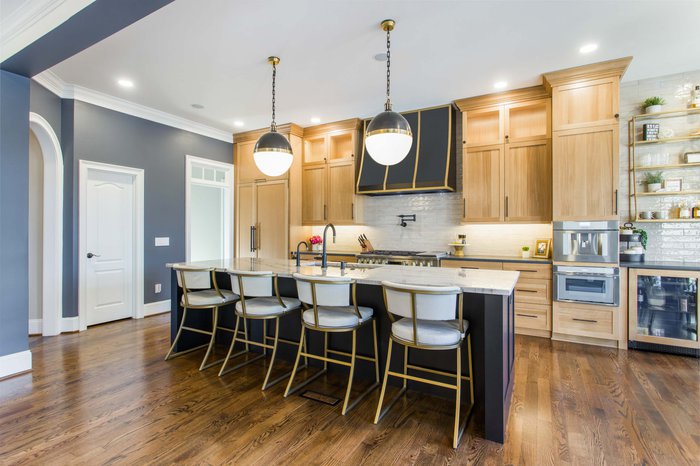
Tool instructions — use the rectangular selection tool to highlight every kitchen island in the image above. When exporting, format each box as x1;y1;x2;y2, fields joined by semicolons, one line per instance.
167;258;519;443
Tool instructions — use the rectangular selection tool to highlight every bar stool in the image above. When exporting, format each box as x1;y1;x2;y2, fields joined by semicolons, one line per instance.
374;281;474;449
165;265;239;370
218;270;304;390
285;274;379;415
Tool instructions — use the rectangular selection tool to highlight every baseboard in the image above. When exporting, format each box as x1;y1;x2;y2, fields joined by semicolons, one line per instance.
29;319;42;335
0;350;32;379
61;316;80;333
144;299;170;317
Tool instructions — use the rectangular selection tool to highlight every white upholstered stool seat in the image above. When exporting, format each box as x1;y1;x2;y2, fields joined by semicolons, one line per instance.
236;296;301;317
391;318;466;346
302;305;373;328
182;289;238;307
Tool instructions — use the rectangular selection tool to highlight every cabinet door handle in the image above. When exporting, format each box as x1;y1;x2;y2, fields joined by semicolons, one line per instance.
516;288;538;293
324;205;327;220
516;313;538;318
515;269;536;273
250;226;255;252
614;189;619;215
505;196;509;218
572;318;598;323
463;197;466;217
351;202;354;220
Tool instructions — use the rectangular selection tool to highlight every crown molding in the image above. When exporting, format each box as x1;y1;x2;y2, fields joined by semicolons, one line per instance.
32;70;232;143
454;86;550;112
542;56;633;91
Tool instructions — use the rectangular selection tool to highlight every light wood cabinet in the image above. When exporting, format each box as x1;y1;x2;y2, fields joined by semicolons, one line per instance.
235;139;288;183
457;88;552;224
552;125;619;220
551;77;620;131
236;180;288;260
301;119;361;226
440;259;503;270
301;165;327;224
504;140;552;222
553;301;617;340
462;145;503;223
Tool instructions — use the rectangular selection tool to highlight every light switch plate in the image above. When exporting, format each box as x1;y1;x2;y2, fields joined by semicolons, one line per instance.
154;283;162;294
155;237;170;247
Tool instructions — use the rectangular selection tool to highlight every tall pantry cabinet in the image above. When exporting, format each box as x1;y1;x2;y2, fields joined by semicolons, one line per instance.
233;124;305;260
543;57;631;221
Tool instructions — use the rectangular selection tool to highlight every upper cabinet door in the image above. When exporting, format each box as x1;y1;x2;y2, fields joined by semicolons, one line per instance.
302;165;328;224
462;145;504;223
551;77;620;131
236;139;289;183
504;99;551;143
327;162;355;223
328;131;356;163
552;125;619;220
303;135;328;165
463;105;504;148
504;140;552;222
236;183;255;259
255;181;288;260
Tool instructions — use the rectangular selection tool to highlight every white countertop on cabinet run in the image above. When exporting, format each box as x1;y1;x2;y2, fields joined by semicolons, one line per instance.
166;259;519;296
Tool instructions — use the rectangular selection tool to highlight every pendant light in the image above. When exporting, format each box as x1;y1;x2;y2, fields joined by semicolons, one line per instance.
365;19;412;166
254;56;294;177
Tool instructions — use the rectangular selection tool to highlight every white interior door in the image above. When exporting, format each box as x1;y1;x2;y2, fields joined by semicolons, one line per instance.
85;170;135;326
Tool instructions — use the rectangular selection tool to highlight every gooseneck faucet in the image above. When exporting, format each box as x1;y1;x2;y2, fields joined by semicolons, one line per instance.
321;223;336;269
295;241;309;267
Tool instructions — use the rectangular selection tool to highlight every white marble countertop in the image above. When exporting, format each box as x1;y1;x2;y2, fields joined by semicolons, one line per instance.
166;258;519;296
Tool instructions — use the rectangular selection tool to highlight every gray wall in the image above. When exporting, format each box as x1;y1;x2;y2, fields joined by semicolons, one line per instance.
0;70;30;357
29;80;62;143
59;100;232;316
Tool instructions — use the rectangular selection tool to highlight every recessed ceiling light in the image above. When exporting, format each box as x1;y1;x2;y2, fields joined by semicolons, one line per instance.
233;120;245;128
579;43;598;54
117;78;134;88
493;81;508;90
310;117;321;124
373;53;388;62
191;103;204;109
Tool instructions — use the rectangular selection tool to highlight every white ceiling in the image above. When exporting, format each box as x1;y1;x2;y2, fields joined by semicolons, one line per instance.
48;0;700;133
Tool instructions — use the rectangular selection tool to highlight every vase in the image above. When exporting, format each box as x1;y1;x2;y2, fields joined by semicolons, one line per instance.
312;244;321;251
647;182;662;192
645;105;662;114
521;251;531;259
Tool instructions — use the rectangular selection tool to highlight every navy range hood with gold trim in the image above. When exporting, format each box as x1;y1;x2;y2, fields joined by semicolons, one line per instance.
356;104;456;195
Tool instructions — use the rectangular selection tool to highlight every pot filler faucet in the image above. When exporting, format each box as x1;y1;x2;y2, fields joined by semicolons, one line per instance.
295;241;309;267
321;223;336;269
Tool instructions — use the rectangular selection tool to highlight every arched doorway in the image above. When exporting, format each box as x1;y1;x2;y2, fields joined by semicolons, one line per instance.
28;112;63;336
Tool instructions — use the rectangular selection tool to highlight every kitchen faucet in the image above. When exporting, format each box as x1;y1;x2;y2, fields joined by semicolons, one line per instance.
321;223;336;269
295;241;309;267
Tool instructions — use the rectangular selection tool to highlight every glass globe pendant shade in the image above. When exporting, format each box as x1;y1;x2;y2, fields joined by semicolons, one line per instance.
253;130;293;177
365;110;413;166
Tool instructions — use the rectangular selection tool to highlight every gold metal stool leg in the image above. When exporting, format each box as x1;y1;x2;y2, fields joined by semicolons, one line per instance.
165;306;188;360
374;338;393;423
372;320;380;384
261;318;281;390
341;330;358;415
218;314;242;376
284;325;307;397
453;346;463;448
199;306;220;371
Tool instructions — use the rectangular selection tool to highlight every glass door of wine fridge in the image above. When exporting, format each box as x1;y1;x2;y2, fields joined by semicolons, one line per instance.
629;268;699;356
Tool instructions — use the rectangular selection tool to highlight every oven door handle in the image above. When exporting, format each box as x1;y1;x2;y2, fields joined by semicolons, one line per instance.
554;272;618;278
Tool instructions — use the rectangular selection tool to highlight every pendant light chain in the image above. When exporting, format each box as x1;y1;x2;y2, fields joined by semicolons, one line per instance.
271;61;277;131
385;27;391;111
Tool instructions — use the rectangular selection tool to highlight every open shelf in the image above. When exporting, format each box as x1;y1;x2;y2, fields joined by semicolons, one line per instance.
631;107;700;121
635;190;700;197
634;218;700;223
632;162;700;171
631;134;700;146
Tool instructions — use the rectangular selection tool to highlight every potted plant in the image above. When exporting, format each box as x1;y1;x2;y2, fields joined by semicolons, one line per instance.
521;246;530;259
309;235;323;251
644;171;663;192
642;96;665;114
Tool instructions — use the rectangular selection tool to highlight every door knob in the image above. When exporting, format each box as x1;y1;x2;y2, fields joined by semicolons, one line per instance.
87;252;100;258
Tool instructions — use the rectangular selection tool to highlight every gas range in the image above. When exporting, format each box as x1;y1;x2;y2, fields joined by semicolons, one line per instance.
357;250;446;267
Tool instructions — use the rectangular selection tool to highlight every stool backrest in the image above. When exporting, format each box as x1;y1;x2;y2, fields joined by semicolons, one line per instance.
382;281;462;322
229;270;273;297
173;265;213;291
293;273;352;307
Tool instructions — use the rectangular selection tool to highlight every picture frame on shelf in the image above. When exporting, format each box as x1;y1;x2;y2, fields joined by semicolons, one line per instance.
533;239;551;259
664;178;682;192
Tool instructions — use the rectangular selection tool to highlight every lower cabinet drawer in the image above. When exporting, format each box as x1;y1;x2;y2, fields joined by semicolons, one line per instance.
514;278;551;305
440;260;503;270
515;303;551;331
554;305;616;339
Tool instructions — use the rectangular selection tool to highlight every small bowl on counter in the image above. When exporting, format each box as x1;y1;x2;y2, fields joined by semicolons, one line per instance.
639;211;654;220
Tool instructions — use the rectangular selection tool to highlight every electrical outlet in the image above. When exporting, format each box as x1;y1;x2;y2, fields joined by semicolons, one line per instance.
155;283;162;294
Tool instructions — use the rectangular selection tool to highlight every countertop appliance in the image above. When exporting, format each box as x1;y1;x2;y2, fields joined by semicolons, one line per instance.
357;250;446;267
554;265;620;306
553;220;619;264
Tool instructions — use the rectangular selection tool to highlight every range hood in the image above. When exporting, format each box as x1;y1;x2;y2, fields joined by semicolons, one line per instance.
356;104;456;195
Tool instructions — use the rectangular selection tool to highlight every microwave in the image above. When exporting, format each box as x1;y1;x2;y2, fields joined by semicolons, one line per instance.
554;265;620;306
553;221;619;264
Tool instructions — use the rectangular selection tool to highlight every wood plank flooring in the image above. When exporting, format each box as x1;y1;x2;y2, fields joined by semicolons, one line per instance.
1;314;698;465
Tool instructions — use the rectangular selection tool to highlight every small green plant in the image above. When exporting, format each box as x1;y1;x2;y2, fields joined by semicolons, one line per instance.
644;171;663;184
521;246;530;252
642;96;666;108
633;228;648;250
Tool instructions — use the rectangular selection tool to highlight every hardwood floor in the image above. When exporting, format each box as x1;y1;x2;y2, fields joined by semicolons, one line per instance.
1;314;698;465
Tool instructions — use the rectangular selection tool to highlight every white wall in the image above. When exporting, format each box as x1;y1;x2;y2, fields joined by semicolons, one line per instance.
28;131;43;323
190;183;223;261
619;69;700;262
